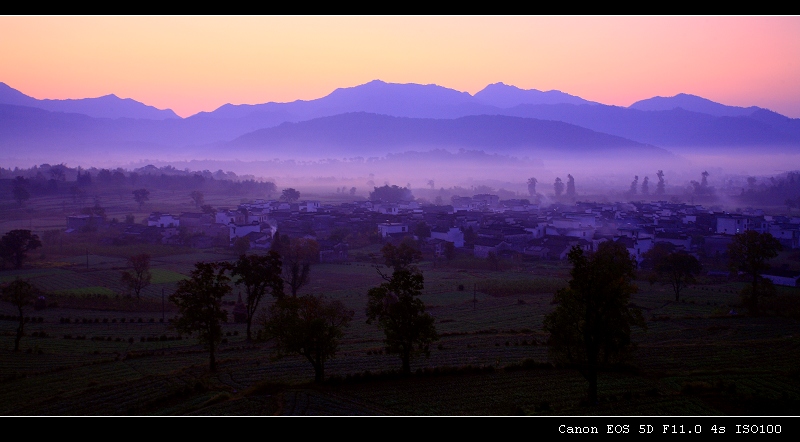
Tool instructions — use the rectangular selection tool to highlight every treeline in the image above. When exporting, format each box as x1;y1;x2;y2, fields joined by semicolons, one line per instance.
738;170;800;208
1;163;278;203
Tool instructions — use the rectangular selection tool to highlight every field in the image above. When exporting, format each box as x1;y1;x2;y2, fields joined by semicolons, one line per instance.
2;184;800;415
3;249;800;416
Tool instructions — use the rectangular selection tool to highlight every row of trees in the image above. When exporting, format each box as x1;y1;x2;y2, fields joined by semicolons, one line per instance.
170;241;439;381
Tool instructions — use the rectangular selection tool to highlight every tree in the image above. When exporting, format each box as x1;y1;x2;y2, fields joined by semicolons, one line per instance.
655;170;666;195
641;176;650;196
0;230;42;269
262;293;353;383
566;174;576;199
232;236;251;256
629;175;639;196
644;245;702;302
378;240;422;276
527;177;538;197
120;254;152;300
170;262;231;372
274;237;319;297
132;188;150;209
554;177;564;198
12;176;30;206
543;242;645;405
728;231;782;315
2;279;36;351
190;190;204;208
229;252;284;340
280;188;300;203
486;251;500;271
369;184;414;203
443;241;456;262
366;243;438;375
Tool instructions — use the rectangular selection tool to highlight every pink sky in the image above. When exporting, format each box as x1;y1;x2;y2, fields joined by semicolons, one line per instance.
2;16;800;118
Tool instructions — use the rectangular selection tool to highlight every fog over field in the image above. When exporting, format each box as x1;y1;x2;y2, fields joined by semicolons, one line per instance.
3;80;798;202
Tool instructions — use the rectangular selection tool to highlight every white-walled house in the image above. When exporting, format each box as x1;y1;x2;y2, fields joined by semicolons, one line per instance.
378;222;408;238
430;226;465;248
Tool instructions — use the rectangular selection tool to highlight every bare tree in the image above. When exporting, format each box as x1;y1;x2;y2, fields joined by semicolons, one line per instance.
120;254;152;300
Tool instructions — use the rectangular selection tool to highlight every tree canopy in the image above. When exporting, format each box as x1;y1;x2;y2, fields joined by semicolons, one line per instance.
132;188;150;209
170;262;230;372
262;293;353;383
369;185;414;203
728;231;782;315
643;244;702;302
0;230;42;269
120;253;152;300
229;252;284;340
280;188;300;203
273;237;319;297
543;241;645;404
366;243;437;375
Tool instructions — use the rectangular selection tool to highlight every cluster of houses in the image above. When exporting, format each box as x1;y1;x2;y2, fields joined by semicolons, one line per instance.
66;194;800;286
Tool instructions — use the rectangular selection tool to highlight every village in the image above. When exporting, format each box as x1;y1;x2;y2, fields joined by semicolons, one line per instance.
65;192;800;287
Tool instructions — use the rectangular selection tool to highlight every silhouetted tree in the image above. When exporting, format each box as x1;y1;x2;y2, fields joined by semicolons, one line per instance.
262;293;353;383
12;176;30;206
366;243;438;375
0;230;42;269
728;231;782;315
120;254;152;300
641;176;650;196
644;245;701;302
276;238;320;297
132;188;150;209
487;251;500;271
2;279;35;351
443;241;456;262
656;170;665;195
566;174;576;199
554;177;564;198
629;176;639;196
280;188;300;203
527;177;538;197
170;262;230;372
232;236;250;256
190;190;204;208
691;171;713;195
229;252;284;340
369;184;413;203
543;242;645;405
378;240;422;278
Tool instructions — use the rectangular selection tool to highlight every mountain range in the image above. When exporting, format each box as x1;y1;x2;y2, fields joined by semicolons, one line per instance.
1;80;798;167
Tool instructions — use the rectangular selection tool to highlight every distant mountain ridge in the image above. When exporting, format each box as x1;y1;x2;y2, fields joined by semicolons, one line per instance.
225;112;668;158
0;82;180;120
1;79;799;167
629;93;761;117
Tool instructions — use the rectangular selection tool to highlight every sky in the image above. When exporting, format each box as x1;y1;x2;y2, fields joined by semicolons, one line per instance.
2;16;800;118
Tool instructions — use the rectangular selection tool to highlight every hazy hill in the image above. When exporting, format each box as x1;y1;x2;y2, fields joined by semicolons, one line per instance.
629;93;761;117
0;82;179;120
224;112;672;160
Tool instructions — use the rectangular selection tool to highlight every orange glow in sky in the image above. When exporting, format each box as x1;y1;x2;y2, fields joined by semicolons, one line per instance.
2;16;799;118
